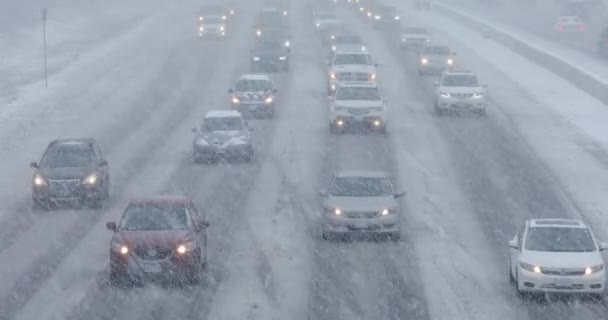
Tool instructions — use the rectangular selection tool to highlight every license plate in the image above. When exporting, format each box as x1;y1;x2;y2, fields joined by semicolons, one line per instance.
249;105;259;111
142;262;162;273
555;277;571;287
52;184;72;197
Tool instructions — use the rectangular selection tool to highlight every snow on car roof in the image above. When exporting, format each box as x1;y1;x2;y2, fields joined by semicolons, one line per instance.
335;170;388;178
530;219;586;228
239;74;271;81
205;110;242;118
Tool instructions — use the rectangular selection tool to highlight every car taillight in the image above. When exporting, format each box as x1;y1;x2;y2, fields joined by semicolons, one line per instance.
578;24;585;30
558;25;564;31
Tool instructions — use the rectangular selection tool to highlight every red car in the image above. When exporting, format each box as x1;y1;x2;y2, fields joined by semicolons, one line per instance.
106;196;209;286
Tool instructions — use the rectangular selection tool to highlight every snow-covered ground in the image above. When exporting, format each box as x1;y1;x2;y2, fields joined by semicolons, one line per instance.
2;0;608;319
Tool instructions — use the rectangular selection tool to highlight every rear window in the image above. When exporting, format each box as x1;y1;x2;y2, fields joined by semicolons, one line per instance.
120;204;190;231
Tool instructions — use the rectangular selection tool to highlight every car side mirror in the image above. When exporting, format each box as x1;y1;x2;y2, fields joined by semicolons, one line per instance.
600;242;608;251
319;189;328;197
192;127;198;133
508;237;518;249
99;159;108;166
106;222;117;232
30;162;38;169
394;192;406;198
228;88;234;94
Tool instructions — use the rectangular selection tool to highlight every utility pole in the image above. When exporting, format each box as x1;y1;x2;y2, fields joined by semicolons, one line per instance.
41;8;48;88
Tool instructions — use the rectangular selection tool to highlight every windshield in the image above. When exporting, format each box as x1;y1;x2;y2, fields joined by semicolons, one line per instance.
403;27;428;34
119;204;189;231
333;54;372;65
316;13;335;19
40;144;95;168
334;35;362;44
255;40;282;50
423;46;450;55
259;13;283;26
235;79;272;91
330;177;393;197
442;75;479;87
525;227;597;252
203;117;243;131
335;87;380;101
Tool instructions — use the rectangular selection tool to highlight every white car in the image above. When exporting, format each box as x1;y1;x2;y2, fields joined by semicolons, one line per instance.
400;27;430;49
434;69;486;116
329;82;387;133
320;171;404;241
329;34;366;59
314;12;340;30
509;219;607;296
328;51;377;93
554;16;585;32
191;110;254;163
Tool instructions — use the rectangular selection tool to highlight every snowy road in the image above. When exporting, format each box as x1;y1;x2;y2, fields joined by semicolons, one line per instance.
2;0;608;319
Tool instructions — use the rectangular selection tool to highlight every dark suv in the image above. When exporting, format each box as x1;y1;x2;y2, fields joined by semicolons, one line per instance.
106;197;209;286
30;139;110;209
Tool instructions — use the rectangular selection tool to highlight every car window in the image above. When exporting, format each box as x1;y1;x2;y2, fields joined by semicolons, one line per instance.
202;117;243;131
423;46;450;55
203;16;224;23
330;177;393;197
524;227;597;252
119;204;190;231
255;40;283;50
335;35;362;44
441;74;479;87
235;79;272;91
40;144;95;168
333;54;372;65
335;87;381;101
404;27;428;34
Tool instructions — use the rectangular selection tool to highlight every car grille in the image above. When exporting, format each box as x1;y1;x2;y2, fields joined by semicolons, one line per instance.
541;268;586;276
336;72;370;81
48;179;81;196
134;245;173;260
451;93;474;99
348;108;371;115
345;211;379;218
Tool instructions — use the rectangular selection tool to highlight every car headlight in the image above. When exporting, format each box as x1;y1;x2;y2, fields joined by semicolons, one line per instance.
473;93;484;99
374;15;381;20
220;26;225;31
199;16;203;21
332;45;336;51
199;26;204;32
278;56;287;60
359;7;364;12
440;92;451;98
230;9;235;15
33;174;47;186
394;16;400;20
361;45;366;51
333;208;342;215
252;56;260;61
176;239;197;255
283;11;288;16
331;35;335;40
381;208;392;216
447;58;454;65
316;23;321;27
232;97;240;104
369;73;376;80
425;38;431;42
401;37;407;42
367;12;372;17
111;242;129;255
265;96;274;103
256;30;262;36
585;265;604;275
330;73;336;80
222;16;227;20
284;41;290;47
421;58;428;64
520;262;542;273
83;173;98;185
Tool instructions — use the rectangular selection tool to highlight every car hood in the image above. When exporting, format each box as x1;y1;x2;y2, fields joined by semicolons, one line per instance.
520;250;604;269
235;90;272;101
38;166;94;180
115;230;193;247
331;65;375;73
439;87;484;95
197;130;249;146
334;100;383;109
325;196;398;211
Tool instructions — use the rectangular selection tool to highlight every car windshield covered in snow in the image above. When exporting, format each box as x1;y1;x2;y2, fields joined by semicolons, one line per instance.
119;204;189;231
40;144;95;168
235;79;272;92
422;46;450;55
335;87;381;101
442;74;479;87
333;53;372;65
334;35;362;44
403;27;428;34
330;177;392;197
203;16;224;24
203;117;243;132
255;40;283;50
524;227;596;252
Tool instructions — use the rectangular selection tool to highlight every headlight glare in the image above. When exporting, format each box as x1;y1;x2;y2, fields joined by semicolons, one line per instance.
279;56;287;60
33;174;47;186
111;242;129;255
232;97;240;104
520;262;542;273
369;73;376;80
473;93;484;99
381;208;390;216
585;265;604;275
447;59;454;65
265;96;273;103
421;58;428;64
83;173;97;185
440;92;450;98
334;208;342;215
252;56;260;61
176;240;197;255
330;73;336;80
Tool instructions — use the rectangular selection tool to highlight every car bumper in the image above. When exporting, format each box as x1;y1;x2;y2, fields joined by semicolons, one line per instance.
32;184;104;203
331;112;386;130
437;96;486;111
251;60;288;71
198;30;226;38
111;250;200;281
232;101;274;113
323;214;399;233
518;267;606;294
194;144;253;159
419;62;453;72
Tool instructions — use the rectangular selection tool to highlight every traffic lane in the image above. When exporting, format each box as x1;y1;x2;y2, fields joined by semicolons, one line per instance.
6;4;265;317
372;13;608;319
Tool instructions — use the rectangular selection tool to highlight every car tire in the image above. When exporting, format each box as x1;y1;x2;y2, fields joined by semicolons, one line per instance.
188;256;204;285
266;106;275;119
88;196;104;209
508;259;516;285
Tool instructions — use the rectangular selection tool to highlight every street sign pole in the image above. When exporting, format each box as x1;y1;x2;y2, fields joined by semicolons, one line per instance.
41;8;48;88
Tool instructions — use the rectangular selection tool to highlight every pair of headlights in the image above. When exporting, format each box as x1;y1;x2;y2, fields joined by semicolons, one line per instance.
520;262;604;275
112;240;197;256
33;173;98;186
439;92;484;99
331;208;392;216
232;96;273;104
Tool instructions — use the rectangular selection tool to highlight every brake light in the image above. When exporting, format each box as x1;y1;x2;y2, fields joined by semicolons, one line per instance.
578;24;585;30
558;25;564;31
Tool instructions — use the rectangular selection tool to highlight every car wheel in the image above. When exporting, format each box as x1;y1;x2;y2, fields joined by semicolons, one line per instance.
188;257;204;285
266;106;275;118
508;259;516;284
434;104;444;116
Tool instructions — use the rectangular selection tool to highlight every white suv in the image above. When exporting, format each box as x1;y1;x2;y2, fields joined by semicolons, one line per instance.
328;51;377;94
329;82;386;133
508;219;607;297
434;69;486;116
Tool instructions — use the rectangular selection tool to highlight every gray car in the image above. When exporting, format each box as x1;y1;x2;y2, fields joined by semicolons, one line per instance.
192;110;254;163
418;45;455;75
320;171;404;241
